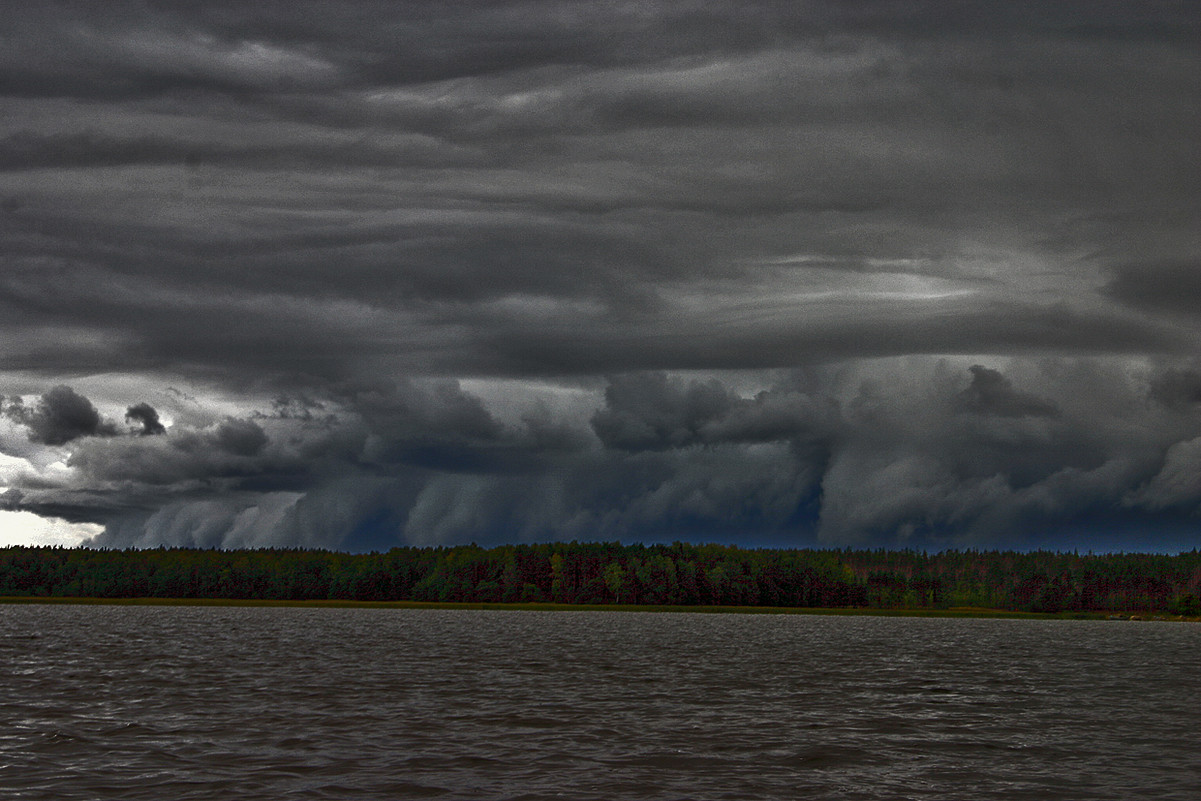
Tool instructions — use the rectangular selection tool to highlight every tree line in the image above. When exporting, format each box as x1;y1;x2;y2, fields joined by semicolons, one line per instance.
1;543;1199;614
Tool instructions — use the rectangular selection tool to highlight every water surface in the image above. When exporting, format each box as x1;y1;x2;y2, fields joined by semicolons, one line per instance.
2;606;1197;799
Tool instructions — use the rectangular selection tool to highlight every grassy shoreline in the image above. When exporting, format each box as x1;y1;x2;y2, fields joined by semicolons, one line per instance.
3;595;1191;620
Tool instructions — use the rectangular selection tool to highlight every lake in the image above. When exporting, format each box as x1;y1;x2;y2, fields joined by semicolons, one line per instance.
2;605;1198;799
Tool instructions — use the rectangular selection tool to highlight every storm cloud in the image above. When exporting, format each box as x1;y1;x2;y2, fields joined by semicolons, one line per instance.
125;402;166;436
1;2;1199;552
5;385;118;445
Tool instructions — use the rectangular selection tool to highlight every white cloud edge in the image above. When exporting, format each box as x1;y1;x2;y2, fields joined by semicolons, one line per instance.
0;510;102;548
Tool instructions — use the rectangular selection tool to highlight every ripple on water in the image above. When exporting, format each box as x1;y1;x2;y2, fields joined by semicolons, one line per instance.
1;606;1199;800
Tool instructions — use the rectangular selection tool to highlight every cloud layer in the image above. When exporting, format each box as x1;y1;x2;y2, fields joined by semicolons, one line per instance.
1;2;1198;551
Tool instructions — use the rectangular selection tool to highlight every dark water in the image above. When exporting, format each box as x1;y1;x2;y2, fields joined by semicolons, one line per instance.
1;606;1198;800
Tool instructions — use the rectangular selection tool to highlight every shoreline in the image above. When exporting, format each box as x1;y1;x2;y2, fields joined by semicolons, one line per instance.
2;596;1193;620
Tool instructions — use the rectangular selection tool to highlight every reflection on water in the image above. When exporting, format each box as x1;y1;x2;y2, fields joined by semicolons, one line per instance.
2;606;1198;800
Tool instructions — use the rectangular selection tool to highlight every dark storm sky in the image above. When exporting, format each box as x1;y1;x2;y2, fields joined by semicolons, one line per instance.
2;1;1199;551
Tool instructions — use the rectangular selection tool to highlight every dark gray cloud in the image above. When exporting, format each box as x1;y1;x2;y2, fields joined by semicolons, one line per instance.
1105;261;1201;316
0;488;22;510
125;403;166;436
591;372;839;451
592;374;739;452
1149;368;1201;410
0;358;1197;553
1;0;1196;385
6;386;118;445
214;418;268;456
956;366;1060;418
1;2;1199;551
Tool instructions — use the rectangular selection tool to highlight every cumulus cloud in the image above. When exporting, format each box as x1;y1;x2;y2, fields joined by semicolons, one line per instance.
125;402;166;436
591;374;738;451
956;365;1060;418
6;386;118;445
590;372;840;453
214;418;268;456
0;362;1178;551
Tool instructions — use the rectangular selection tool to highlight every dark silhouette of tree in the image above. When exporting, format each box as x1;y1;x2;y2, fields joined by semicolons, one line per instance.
1;543;1198;613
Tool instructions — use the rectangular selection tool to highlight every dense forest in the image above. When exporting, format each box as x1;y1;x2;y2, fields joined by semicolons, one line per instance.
3;543;1200;614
